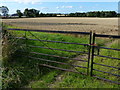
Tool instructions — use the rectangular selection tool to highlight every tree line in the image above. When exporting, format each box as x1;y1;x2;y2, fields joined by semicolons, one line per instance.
16;9;58;17
0;6;119;18
69;11;118;17
16;9;119;17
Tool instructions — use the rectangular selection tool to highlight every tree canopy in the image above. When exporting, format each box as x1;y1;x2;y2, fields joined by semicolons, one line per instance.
69;11;117;17
24;8;40;17
16;10;23;18
0;6;9;16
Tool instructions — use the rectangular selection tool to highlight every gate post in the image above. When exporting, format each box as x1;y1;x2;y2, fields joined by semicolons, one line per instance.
87;31;92;75
0;20;2;90
90;33;95;76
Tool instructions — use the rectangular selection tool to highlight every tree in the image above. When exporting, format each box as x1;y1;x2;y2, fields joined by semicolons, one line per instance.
24;8;29;17
39;13;45;17
16;10;23;18
86;12;94;17
24;8;40;17
0;6;9;16
69;13;75;16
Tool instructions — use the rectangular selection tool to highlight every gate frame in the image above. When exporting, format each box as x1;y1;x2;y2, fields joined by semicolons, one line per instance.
90;33;120;84
7;28;92;75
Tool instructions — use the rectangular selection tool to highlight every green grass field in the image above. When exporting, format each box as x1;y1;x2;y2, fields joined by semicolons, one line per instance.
27;40;119;88
2;24;120;89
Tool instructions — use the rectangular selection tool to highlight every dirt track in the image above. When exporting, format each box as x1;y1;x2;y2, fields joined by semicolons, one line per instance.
3;17;118;35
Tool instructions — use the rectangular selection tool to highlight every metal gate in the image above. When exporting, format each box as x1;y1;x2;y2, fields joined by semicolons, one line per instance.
3;28;120;84
7;28;92;75
90;33;120;84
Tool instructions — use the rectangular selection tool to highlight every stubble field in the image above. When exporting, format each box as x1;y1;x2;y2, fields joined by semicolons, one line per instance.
3;17;118;35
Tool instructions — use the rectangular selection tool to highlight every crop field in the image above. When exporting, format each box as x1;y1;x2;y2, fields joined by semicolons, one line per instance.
3;17;118;35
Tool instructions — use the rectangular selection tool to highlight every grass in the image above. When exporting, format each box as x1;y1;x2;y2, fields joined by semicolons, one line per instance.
2;24;90;88
93;40;120;82
42;41;119;88
2;24;119;88
50;72;119;88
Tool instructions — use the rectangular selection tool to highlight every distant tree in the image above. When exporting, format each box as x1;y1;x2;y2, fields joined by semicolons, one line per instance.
110;11;117;17
86;11;117;17
30;9;40;17
86;12;94;17
45;13;57;17
39;12;45;17
117;13;120;17
24;8;40;17
95;11;100;17
75;12;87;17
51;13;56;17
101;11;117;17
0;6;9;17
24;8;29;17
100;11;105;17
69;13;75;16
16;10;23;18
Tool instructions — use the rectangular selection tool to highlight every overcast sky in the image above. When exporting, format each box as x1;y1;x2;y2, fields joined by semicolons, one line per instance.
0;0;119;14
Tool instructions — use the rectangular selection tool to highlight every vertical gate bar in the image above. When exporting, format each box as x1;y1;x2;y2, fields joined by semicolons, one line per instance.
25;30;29;60
97;48;100;55
25;30;27;47
25;30;28;53
90;33;95;76
87;31;92;75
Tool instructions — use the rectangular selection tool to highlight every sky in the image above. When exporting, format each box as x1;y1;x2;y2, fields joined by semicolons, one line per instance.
0;0;119;14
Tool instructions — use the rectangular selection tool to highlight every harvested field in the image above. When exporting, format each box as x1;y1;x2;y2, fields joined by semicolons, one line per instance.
3;17;118;35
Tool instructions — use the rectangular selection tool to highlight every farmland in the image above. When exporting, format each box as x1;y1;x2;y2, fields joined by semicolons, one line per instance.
3;17;118;35
2;17;120;88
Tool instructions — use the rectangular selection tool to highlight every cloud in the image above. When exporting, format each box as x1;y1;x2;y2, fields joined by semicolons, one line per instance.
0;3;7;6
40;7;49;10
65;6;73;8
1;0;41;4
56;6;73;9
15;0;41;4
79;6;83;9
56;6;59;9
